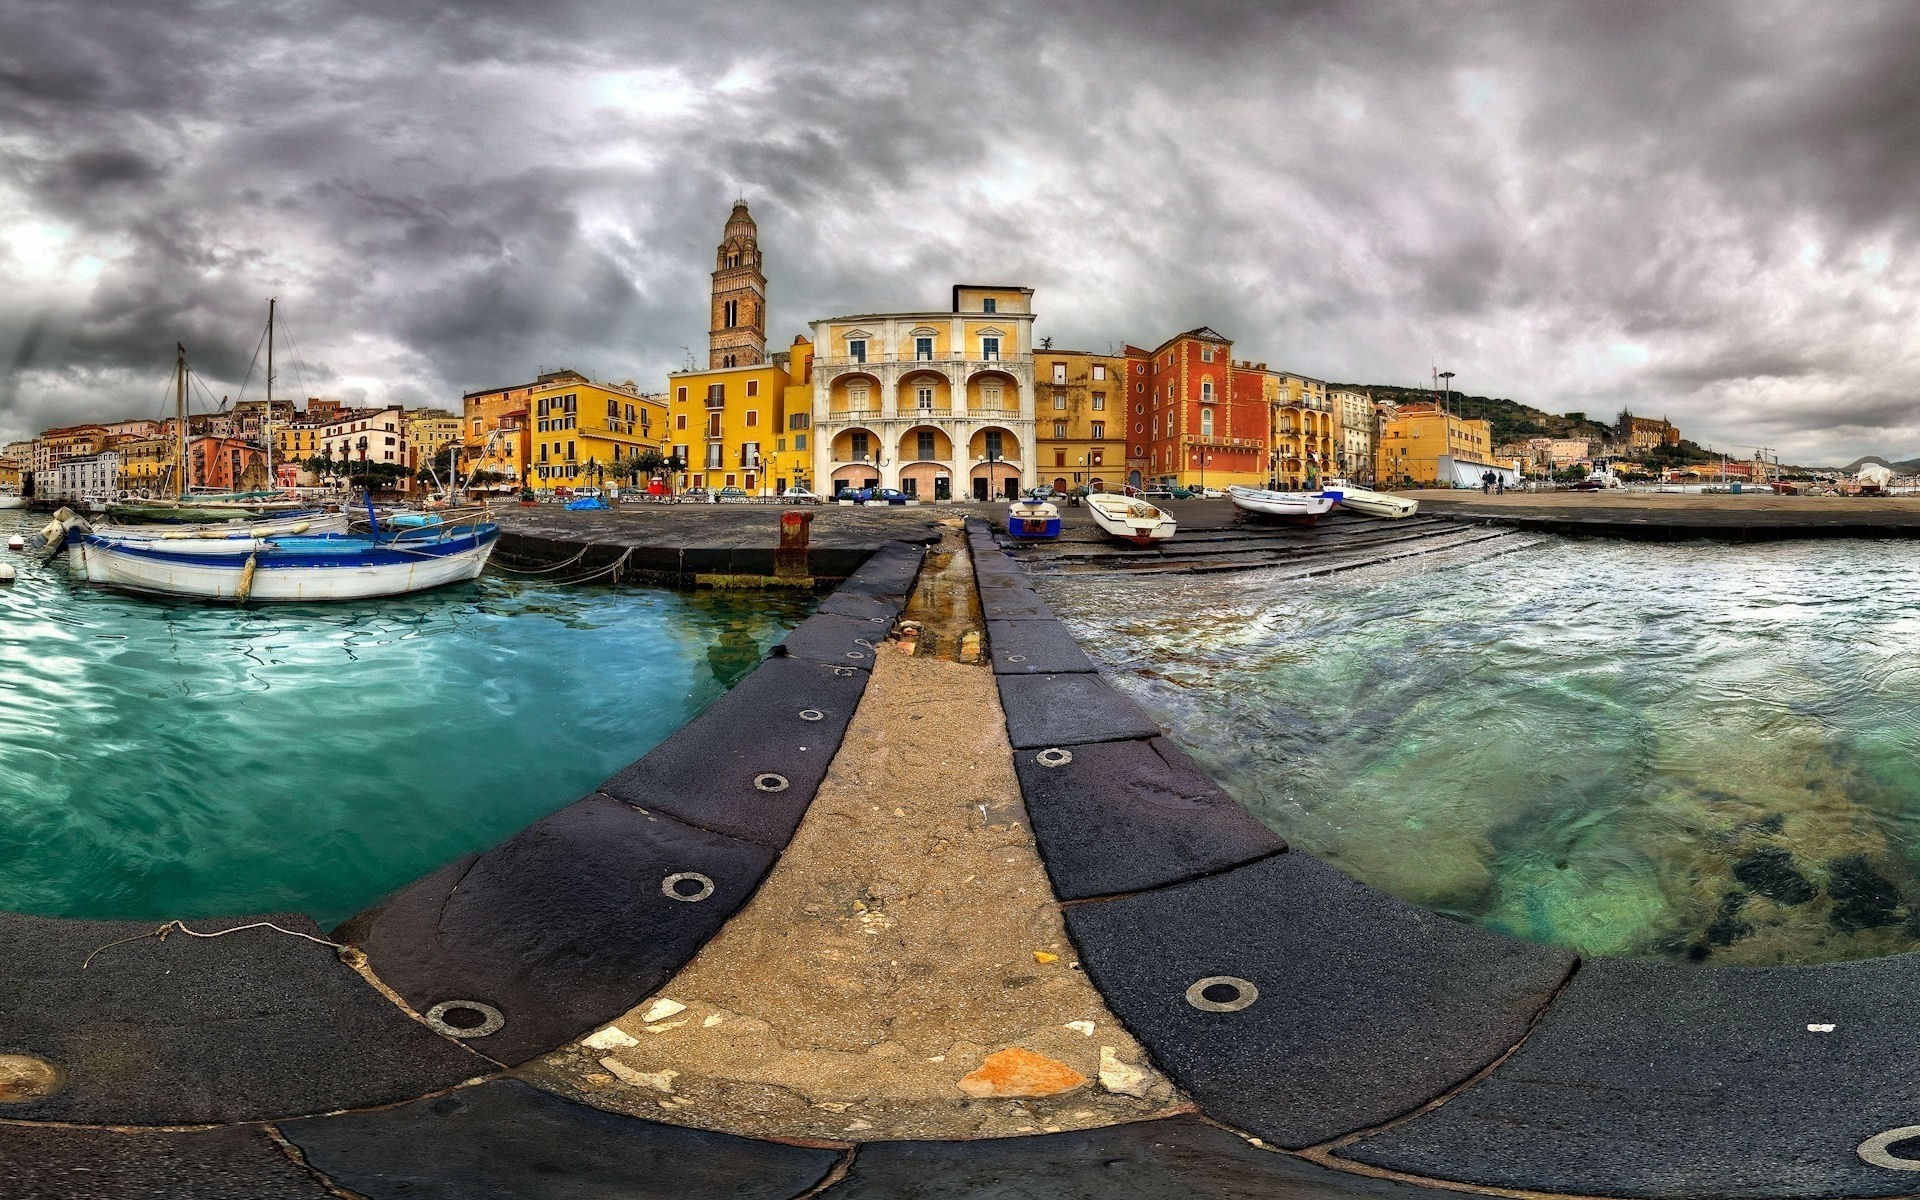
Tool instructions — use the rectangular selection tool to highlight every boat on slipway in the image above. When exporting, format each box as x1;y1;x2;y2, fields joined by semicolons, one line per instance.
0;491;25;511
1085;492;1176;544
1228;485;1336;525
1006;494;1063;540
71;512;499;602
1327;484;1419;519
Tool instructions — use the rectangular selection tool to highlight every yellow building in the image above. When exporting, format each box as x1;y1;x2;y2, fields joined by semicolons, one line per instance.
1375;403;1497;486
117;436;177;494
666;358;795;495
463;380;538;485
1267;372;1340;489
0;456;19;491
405;409;462;486
1033;349;1128;493
527;371;665;490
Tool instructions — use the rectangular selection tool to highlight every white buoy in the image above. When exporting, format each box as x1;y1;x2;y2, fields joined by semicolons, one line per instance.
5;535;23;551
0;563;14;583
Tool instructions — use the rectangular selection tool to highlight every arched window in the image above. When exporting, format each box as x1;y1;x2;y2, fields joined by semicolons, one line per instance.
1200;379;1214;403
1201;409;1214;437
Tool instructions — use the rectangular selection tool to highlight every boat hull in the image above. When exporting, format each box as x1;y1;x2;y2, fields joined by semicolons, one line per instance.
1085;495;1176;543
1337;489;1420;519
1228;486;1335;524
77;526;499;601
104;498;313;524
0;495;25;510
1006;501;1062;540
91;512;350;543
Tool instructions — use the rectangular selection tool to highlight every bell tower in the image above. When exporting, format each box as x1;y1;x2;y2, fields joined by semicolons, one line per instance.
709;199;766;368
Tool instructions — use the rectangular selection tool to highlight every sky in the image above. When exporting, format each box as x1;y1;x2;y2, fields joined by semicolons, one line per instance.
2;0;1918;466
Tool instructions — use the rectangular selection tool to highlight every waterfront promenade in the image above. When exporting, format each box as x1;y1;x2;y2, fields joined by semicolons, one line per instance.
8;503;1920;1197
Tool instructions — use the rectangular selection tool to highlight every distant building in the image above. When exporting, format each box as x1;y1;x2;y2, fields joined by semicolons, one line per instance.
405;409;462;488
35;451;119;502
33;424;107;476
188;436;268;492
1376;403;1502;486
1265;370;1334;489
1332;389;1375;484
1617;410;1680;450
809;284;1038;500
527;371;665;490
1128;328;1267;491
462;383;537;486
710;200;768;368
1033;349;1128;494
669;358;798;496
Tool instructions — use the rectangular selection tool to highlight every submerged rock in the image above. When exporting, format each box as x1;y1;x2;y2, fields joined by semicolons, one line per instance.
1731;847;1817;906
1827;855;1906;932
1704;890;1753;948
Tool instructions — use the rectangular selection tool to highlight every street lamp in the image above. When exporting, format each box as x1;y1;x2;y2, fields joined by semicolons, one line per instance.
1438;371;1455;417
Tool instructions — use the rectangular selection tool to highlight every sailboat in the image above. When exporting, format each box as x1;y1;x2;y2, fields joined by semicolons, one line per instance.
105;303;319;524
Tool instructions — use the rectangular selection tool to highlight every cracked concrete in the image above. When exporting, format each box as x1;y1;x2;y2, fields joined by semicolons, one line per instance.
519;528;1184;1141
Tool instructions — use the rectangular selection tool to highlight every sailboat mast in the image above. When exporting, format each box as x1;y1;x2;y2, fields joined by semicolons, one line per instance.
265;297;275;489
175;343;188;498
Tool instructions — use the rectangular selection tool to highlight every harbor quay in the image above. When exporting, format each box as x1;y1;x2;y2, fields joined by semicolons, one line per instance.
5;503;1920;1198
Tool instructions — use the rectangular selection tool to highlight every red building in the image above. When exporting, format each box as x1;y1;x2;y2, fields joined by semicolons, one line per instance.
1132;328;1268;490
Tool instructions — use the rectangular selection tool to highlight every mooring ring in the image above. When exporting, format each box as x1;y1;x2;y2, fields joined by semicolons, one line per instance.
1185;976;1259;1013
1860;1126;1920;1170
425;1000;505;1039
753;772;790;793
661;871;716;903
1035;747;1074;768
798;709;824;722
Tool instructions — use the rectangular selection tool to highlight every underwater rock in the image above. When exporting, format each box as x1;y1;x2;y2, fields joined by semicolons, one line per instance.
1731;847;1817;906
1827;855;1905;932
1704;891;1753;948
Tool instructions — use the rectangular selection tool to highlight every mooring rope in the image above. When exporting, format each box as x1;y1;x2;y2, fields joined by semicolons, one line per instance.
80;919;350;971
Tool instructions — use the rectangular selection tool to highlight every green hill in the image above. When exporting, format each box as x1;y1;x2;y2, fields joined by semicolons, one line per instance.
1326;383;1614;446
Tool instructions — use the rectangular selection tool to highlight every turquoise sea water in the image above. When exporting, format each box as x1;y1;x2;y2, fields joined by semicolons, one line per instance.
1038;539;1920;964
0;510;810;927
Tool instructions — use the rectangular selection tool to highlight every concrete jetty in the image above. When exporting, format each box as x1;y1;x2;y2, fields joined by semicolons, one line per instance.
4;503;1920;1196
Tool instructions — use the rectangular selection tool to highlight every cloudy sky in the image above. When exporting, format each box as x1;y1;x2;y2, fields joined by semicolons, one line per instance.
3;0;1918;465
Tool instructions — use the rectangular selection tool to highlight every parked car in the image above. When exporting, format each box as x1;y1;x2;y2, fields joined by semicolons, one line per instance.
682;486;710;501
873;487;912;504
781;487;822;504
715;486;750;502
837;486;874;502
1168;485;1196;499
1194;486;1226;499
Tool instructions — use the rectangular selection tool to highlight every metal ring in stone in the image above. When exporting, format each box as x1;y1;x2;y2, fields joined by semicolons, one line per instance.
1008;654;1027;662
798;709;824;722
425;1000;506;1039
1859;1126;1920;1170
845;651;866;660
662;871;716;903
1185;976;1259;1013
1035;747;1073;768
833;666;856;676
754;772;790;793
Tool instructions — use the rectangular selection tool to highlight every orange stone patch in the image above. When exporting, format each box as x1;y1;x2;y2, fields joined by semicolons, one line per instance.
956;1047;1088;1098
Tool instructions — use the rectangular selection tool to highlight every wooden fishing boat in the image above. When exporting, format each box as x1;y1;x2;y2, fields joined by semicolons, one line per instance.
1227;485;1336;525
1006;496;1062;540
1085;492;1175;544
1333;486;1419;519
72;518;498;602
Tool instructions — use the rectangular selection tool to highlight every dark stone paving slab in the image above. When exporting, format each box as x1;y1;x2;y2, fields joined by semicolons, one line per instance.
1065;853;1575;1149
977;583;1056;621
354;795;776;1065
835;540;925;598
284;1079;838;1200
986;617;1097;674
0;1122;332;1200
1342;953;1920;1199
602;654;870;845
824;1115;1446;1198
1015;738;1285;900
0;912;480;1125
997;673;1163;749
818;589;908;621
775;612;892;669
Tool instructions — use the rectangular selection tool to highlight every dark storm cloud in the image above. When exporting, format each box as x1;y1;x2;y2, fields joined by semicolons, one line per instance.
3;0;1920;462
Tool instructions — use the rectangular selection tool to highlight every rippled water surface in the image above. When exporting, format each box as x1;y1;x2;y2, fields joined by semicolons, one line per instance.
0;511;810;926
1038;538;1920;964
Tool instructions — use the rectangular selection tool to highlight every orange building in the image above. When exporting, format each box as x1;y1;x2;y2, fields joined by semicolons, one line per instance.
188;435;268;491
1135;328;1268;490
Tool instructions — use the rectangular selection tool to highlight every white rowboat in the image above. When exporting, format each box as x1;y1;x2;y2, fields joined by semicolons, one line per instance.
1334;486;1419;519
1227;486;1335;524
1086;492;1176;544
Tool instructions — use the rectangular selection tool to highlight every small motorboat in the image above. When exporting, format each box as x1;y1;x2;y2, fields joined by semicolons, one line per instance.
1006;495;1062;540
0;491;26;511
1227;485;1336;525
1085;492;1176;544
1317;477;1350;503
1331;485;1419;519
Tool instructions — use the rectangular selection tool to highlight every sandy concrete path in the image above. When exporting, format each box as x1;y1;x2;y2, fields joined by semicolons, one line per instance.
520;529;1183;1141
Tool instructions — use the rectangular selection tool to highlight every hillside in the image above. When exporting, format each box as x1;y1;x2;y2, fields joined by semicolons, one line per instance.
1326;383;1614;447
1842;455;1920;474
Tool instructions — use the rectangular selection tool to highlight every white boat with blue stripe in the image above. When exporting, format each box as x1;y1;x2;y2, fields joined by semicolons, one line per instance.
73;512;499;602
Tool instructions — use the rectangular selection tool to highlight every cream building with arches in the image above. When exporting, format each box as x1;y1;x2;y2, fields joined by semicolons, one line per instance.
808;285;1036;501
